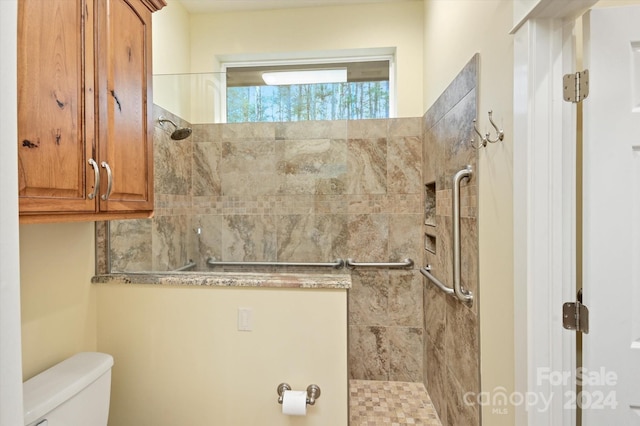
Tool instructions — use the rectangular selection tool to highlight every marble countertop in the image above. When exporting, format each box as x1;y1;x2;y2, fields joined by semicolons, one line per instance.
92;272;351;289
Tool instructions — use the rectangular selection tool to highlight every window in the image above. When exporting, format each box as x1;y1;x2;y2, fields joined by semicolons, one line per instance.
224;58;392;123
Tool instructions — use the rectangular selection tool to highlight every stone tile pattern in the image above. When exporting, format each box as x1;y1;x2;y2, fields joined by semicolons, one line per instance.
107;106;424;381
92;271;351;289
95;221;109;274
349;380;442;426
422;55;480;426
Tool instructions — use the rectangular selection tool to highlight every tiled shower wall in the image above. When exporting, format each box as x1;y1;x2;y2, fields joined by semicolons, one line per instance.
109;107;424;381
422;55;480;425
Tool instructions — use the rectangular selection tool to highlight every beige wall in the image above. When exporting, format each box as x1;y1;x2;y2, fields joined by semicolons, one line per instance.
152;0;191;74
19;222;349;425
423;1;515;425
188;2;424;118
97;284;348;426
20;222;98;380
152;0;194;119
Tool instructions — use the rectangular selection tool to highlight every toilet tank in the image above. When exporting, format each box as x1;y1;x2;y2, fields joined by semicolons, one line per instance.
23;352;114;426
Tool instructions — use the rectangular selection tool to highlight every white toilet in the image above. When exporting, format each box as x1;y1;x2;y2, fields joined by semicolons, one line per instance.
23;352;114;426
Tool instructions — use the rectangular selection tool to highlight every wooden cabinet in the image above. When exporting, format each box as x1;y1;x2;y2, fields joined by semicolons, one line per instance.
17;0;166;223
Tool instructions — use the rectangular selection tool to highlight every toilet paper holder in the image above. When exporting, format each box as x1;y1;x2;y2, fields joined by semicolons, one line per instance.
277;383;321;405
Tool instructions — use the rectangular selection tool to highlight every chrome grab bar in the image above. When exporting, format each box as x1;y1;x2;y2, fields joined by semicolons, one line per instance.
419;265;454;295
345;258;414;270
452;165;473;304
206;258;414;270
420;165;474;304
207;258;345;269
174;260;197;272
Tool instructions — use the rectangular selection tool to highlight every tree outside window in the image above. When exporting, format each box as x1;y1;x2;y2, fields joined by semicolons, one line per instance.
226;60;390;123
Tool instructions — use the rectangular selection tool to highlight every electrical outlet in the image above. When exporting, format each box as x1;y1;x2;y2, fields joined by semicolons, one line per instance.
237;307;253;331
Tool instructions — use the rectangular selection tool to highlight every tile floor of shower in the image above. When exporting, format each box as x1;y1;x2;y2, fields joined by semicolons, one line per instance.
349;380;442;425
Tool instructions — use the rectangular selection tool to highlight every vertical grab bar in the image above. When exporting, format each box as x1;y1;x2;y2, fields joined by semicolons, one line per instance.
453;165;474;304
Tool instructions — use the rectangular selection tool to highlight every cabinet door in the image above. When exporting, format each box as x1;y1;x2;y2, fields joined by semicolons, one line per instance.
17;0;97;214
96;0;154;213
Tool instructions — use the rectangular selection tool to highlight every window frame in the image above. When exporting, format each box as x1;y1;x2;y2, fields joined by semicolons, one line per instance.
218;49;397;123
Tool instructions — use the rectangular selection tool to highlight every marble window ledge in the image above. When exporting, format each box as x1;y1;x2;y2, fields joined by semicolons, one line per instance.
92;272;351;289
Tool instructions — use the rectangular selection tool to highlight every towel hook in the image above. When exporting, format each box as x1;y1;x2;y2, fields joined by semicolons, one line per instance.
470;110;504;149
471;118;487;149
486;110;504;143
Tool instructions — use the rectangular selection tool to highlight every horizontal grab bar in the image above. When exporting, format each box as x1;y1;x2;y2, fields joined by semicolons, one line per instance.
345;258;414;270
207;258;345;269
419;265;454;295
206;258;415;270
174;261;197;272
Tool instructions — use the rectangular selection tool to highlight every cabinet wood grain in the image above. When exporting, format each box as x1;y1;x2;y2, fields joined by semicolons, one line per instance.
18;0;166;223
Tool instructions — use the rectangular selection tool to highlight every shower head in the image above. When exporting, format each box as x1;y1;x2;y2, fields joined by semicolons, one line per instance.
158;116;192;140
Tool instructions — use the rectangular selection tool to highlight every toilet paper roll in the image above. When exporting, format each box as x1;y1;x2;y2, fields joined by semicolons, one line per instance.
282;390;307;416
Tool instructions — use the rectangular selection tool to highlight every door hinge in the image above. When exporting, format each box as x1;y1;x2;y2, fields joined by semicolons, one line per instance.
563;70;589;103
563;289;589;334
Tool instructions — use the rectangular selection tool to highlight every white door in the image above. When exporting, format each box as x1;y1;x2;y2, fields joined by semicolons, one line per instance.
582;5;640;425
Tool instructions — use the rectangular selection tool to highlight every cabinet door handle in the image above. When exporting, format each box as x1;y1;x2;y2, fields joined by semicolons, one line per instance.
100;161;113;201
88;158;100;200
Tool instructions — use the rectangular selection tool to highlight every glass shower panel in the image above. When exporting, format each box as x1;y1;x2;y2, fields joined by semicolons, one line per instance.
153;72;226;124
108;72;350;273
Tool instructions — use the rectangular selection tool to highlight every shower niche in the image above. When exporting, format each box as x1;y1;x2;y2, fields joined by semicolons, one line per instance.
424;182;436;254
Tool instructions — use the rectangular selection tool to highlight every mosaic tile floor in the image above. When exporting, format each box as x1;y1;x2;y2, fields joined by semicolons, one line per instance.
349;380;442;426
